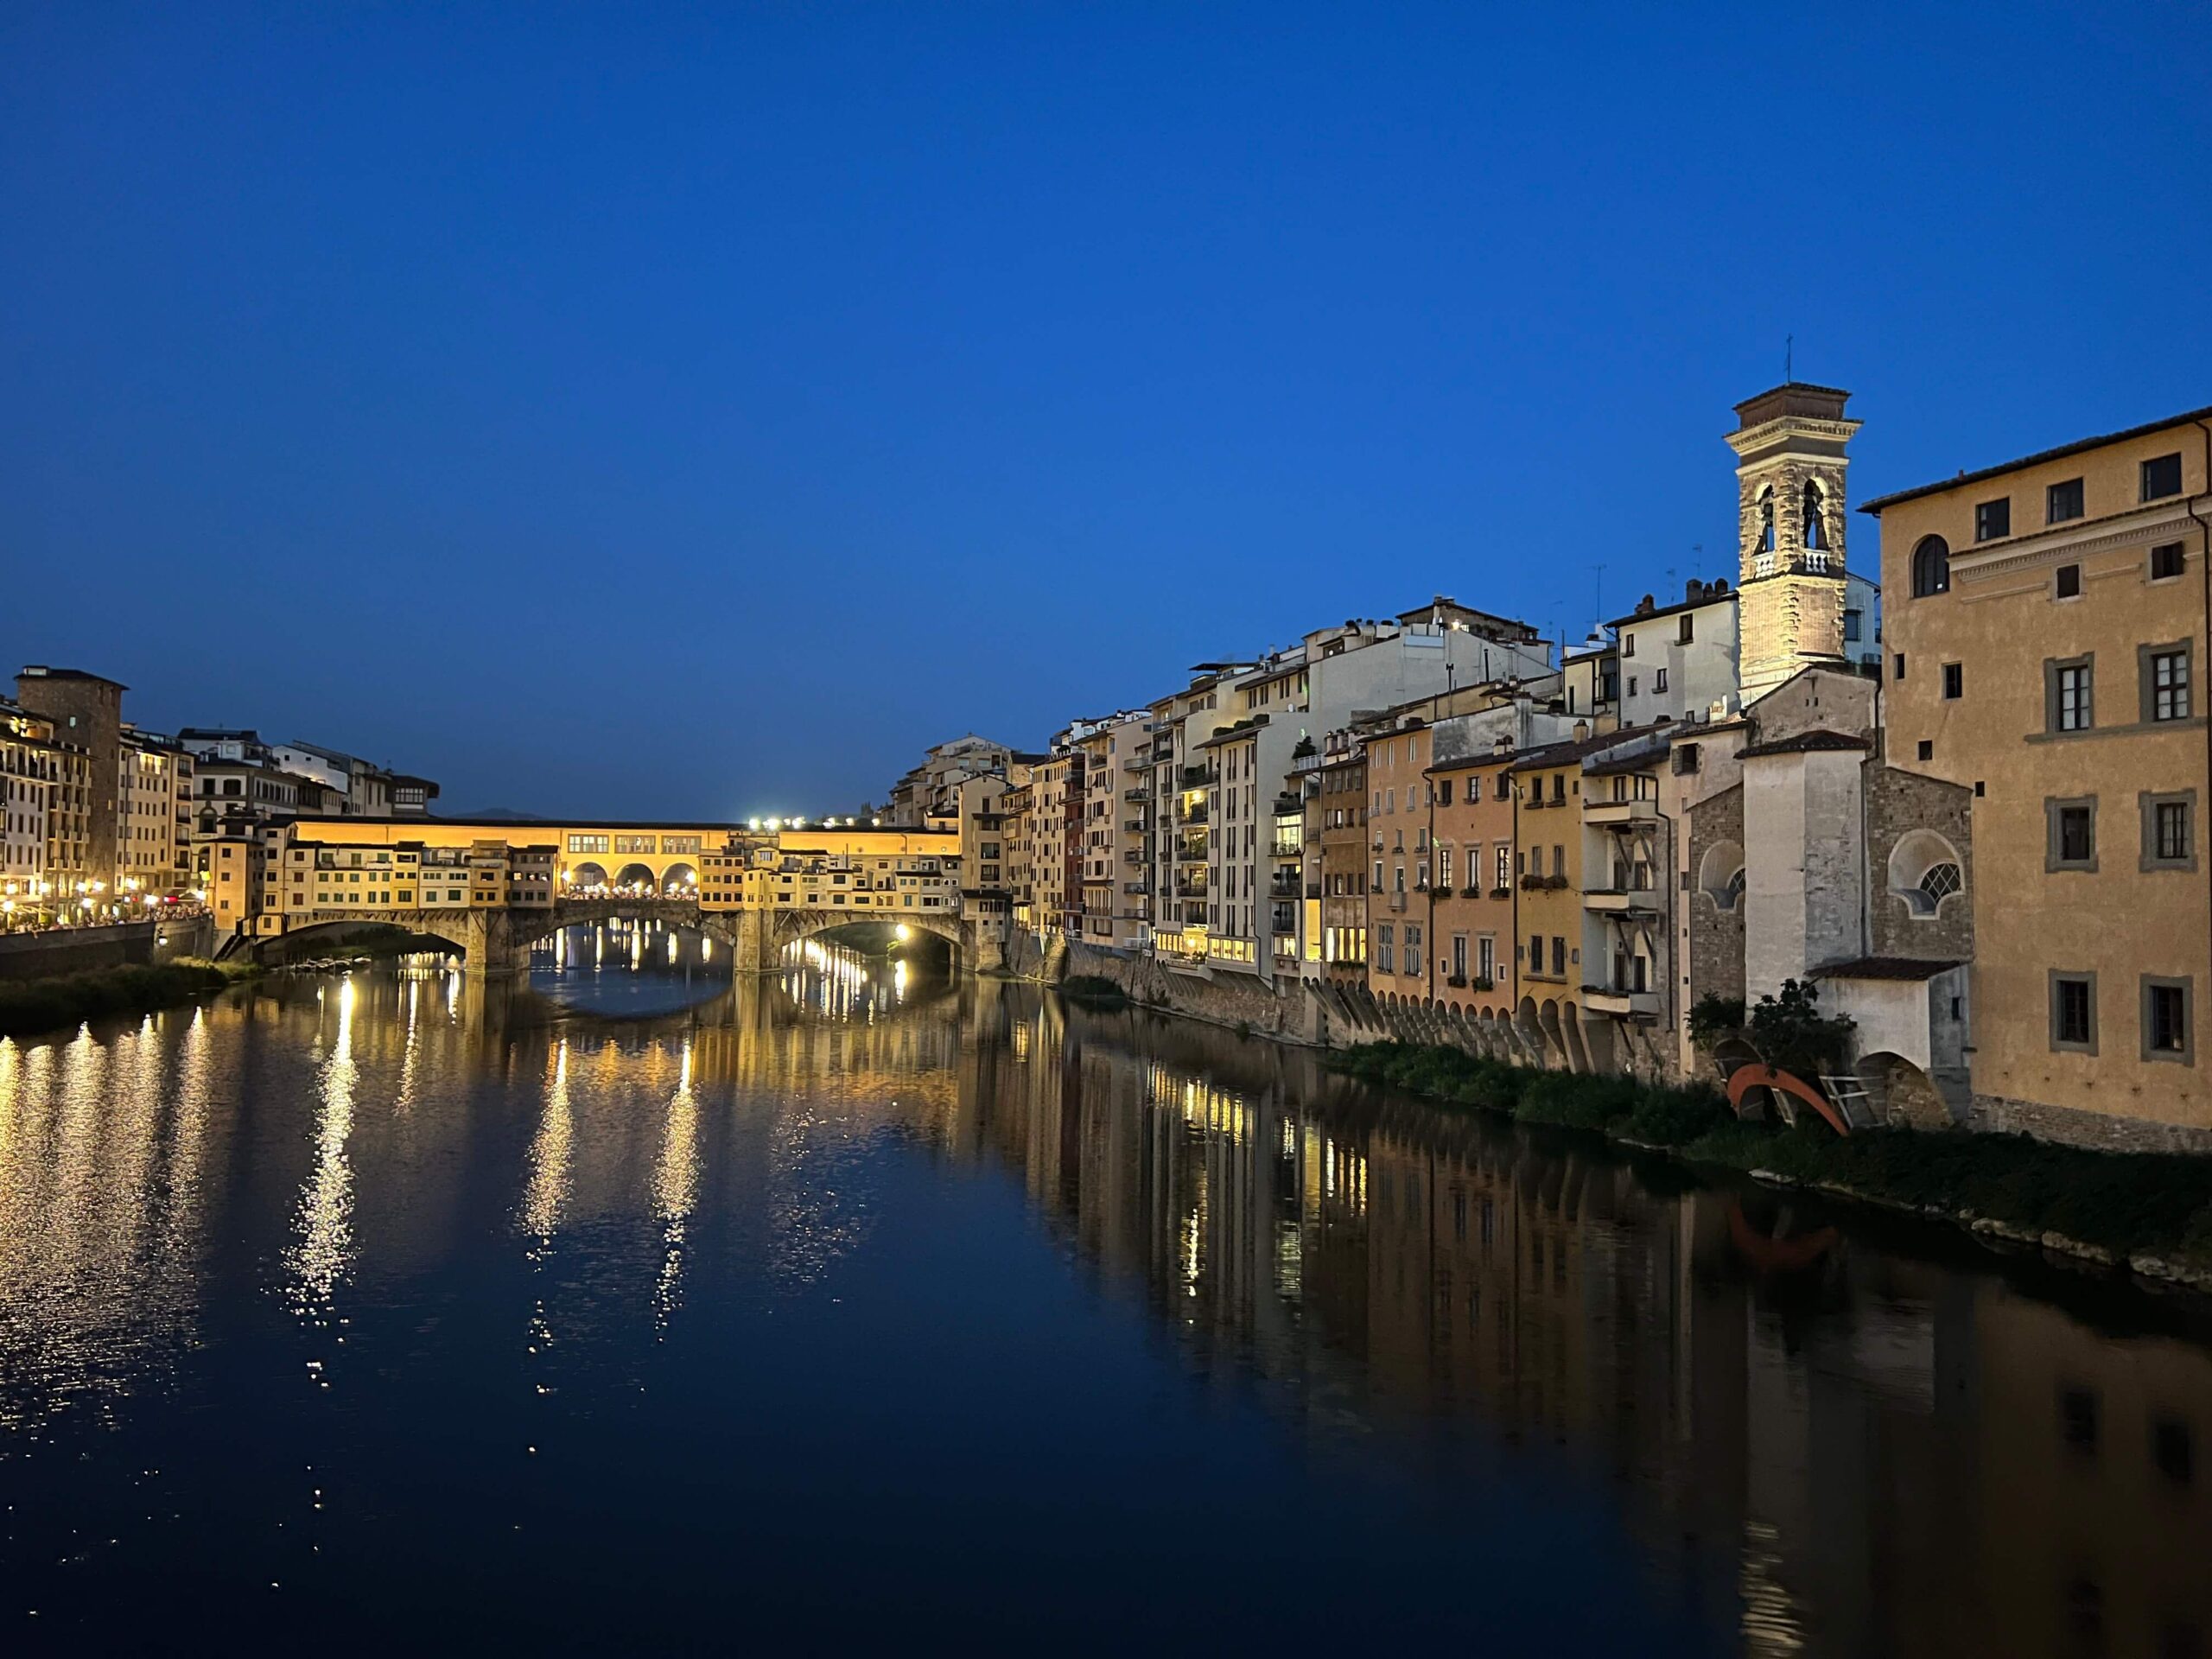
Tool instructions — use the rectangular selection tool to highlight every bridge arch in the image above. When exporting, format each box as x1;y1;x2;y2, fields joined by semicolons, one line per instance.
570;861;609;891
613;862;658;893
769;906;968;967
660;862;698;894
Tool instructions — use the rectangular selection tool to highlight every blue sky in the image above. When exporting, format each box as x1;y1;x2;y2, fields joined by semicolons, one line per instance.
4;3;2207;817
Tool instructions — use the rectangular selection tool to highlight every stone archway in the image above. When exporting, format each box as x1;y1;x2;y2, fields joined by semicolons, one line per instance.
1855;1050;1958;1128
569;861;609;891
613;863;658;893
660;862;698;895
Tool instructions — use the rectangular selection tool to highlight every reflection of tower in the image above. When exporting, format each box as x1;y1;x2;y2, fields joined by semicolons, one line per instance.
1726;385;1861;700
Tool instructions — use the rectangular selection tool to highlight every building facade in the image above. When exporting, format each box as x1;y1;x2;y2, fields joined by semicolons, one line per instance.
1866;404;2211;1147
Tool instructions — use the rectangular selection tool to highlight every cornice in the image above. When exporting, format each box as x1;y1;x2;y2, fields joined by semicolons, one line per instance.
1953;499;2204;582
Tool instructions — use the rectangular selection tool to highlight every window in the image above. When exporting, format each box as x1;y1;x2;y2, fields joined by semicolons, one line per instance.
1438;779;1452;805
1376;925;1394;974
2056;563;2081;600
1918;862;1962;906
2048;656;2094;733
2143;452;2183;501
2145;645;2192;721
1803;480;1827;550
1655;669;1669;693
2048;798;2098;872
1496;847;1510;889
1975;498;2011;542
2047;478;2084;524
1917;740;1933;761
1910;539;1946;597
1627;676;1637;697
2145;793;2196;871
1622;632;1636;658
1678;614;1694;645
1894;652;1907;680
1528;932;1541;970
1844;608;1862;643
2144;977;2192;1064
1942;662;1963;700
2050;972;2097;1054
1551;937;1567;976
2152;541;2186;581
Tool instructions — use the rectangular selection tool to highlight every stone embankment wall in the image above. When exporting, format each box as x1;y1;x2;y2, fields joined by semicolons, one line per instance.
1016;929;1541;1057
0;920;162;982
0;915;213;982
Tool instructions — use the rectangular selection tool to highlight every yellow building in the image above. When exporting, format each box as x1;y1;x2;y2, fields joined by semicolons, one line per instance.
1866;404;2210;1147
737;826;963;919
118;732;193;901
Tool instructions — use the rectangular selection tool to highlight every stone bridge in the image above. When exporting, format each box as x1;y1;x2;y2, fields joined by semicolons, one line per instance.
257;896;986;976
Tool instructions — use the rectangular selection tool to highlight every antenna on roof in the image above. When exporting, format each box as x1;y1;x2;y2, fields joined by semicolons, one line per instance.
1785;334;1794;383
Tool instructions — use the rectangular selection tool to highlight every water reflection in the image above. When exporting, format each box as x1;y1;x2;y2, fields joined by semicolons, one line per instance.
0;966;2206;1651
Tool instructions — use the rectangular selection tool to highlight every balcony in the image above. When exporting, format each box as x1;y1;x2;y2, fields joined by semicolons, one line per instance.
1582;984;1661;1019
1180;765;1217;788
1388;891;1408;912
1269;835;1303;859
1176;842;1207;867
1268;873;1302;899
1584;887;1659;914
1584;798;1658;826
1123;787;1151;803
1122;819;1146;833
1179;804;1210;826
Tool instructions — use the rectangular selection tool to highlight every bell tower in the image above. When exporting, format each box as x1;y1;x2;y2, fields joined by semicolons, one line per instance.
1726;383;1861;700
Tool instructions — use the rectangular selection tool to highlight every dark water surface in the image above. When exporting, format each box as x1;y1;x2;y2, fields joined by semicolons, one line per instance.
3;938;2211;1656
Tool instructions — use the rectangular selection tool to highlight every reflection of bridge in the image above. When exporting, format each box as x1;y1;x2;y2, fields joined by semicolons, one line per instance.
251;812;995;975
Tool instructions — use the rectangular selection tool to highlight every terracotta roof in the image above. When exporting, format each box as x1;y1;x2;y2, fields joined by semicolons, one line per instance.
1859;402;2212;515
1815;957;1967;982
1735;729;1871;759
1506;724;1657;773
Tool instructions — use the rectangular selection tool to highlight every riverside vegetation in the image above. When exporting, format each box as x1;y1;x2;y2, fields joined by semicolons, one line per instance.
1330;1040;2212;1285
0;958;261;1041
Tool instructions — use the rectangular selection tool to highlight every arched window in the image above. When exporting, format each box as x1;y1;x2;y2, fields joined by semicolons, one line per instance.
1911;535;1951;598
1758;487;1776;554
1802;480;1826;550
1888;830;1966;917
1699;840;1746;912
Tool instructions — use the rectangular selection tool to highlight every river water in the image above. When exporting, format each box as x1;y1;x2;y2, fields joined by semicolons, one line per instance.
2;928;2209;1655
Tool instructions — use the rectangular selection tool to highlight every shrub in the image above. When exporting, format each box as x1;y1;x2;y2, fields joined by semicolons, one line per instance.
0;961;238;1040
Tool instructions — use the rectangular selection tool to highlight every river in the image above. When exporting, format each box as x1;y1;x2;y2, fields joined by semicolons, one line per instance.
0;925;2208;1654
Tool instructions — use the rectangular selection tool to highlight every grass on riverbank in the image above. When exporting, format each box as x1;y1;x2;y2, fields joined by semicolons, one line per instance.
1331;1041;2212;1271
0;958;259;1041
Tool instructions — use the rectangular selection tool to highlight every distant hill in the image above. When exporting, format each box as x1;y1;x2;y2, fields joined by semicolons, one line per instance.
444;806;541;822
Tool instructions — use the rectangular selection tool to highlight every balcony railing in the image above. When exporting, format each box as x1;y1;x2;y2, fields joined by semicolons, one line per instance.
1584;798;1658;825
1268;874;1302;899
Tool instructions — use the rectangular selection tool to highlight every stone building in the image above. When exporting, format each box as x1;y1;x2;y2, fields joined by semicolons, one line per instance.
1685;667;1974;1123
1864;400;2212;1148
14;665;120;898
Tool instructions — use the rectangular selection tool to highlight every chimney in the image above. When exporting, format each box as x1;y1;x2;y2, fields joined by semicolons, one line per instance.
1572;719;1590;741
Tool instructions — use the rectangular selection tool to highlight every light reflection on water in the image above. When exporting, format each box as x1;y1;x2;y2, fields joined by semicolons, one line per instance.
0;962;2206;1652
